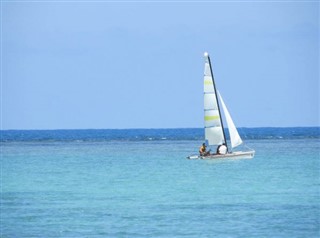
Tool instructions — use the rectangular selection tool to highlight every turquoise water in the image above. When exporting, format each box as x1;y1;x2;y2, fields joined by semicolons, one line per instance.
1;129;319;237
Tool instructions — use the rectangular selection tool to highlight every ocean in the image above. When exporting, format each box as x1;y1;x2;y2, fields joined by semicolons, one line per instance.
1;128;319;237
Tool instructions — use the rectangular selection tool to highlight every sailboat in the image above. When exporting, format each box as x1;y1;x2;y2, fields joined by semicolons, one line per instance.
187;52;255;160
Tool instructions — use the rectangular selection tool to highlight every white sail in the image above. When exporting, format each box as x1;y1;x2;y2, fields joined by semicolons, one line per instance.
203;53;224;146
218;92;243;148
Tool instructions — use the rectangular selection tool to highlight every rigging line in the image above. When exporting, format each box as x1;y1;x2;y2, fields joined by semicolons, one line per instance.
244;144;255;151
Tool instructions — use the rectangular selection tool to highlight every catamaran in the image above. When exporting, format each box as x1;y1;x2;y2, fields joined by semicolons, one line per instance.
187;52;255;160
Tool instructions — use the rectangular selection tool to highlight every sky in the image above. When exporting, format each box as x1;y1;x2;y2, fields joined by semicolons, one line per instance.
1;1;319;129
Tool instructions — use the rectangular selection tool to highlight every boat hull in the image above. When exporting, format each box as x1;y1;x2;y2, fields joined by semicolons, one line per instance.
187;150;255;160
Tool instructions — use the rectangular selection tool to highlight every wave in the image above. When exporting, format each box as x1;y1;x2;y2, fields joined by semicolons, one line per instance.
0;127;319;142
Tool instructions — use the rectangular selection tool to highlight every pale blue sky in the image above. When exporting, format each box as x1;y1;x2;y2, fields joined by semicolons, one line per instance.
1;1;319;129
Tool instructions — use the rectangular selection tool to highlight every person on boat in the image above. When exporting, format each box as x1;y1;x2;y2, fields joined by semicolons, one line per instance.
216;143;227;155
199;143;210;156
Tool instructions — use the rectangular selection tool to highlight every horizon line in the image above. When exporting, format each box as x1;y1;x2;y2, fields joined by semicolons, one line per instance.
1;126;319;131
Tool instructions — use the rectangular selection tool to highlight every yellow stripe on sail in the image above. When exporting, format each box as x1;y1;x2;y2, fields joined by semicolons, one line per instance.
204;80;213;85
204;115;219;121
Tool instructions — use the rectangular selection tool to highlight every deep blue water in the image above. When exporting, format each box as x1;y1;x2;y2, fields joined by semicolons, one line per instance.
1;127;319;142
1;128;319;237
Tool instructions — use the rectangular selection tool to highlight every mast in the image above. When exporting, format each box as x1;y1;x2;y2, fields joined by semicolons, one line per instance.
205;53;228;150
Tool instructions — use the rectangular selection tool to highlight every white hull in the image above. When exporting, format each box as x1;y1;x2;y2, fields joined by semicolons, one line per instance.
187;150;255;160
